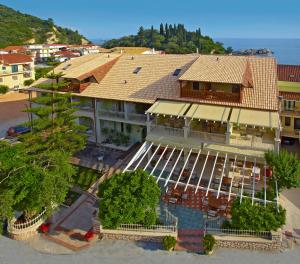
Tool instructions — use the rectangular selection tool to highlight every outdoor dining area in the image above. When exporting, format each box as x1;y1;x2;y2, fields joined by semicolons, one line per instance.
123;142;277;218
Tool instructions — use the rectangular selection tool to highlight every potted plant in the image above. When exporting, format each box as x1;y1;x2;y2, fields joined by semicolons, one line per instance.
40;223;51;233
162;235;177;251
84;229;95;242
203;234;215;255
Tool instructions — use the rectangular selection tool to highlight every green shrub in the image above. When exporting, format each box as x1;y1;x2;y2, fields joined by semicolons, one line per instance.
0;85;9;94
203;234;215;253
0;219;4;235
162;235;177;251
24;79;35;86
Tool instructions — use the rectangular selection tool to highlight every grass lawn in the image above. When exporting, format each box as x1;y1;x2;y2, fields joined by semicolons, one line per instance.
72;166;102;190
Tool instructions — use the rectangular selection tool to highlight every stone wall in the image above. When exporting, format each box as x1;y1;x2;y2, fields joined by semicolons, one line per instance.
214;230;282;251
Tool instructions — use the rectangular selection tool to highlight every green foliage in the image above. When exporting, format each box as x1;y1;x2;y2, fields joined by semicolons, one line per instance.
103;23;226;54
23;79;34;86
0;4;88;48
228;199;286;231
99;170;160;229
72;167;101;190
0;219;3;235
265;150;300;191
203;234;215;253
162;235;177;251
0;85;9;94
35;67;53;80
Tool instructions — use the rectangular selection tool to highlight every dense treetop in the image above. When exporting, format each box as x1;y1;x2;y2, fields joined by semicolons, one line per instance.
0;4;89;48
103;23;227;54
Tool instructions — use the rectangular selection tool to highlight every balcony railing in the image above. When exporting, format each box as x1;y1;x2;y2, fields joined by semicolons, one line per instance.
181;86;241;102
149;125;184;137
127;112;147;123
190;130;226;143
98;109;125;119
230;134;274;150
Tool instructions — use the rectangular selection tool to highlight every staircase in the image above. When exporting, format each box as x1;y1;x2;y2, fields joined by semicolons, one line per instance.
175;229;204;253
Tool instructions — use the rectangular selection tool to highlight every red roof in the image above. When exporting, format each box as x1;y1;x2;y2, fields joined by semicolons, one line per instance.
54;50;79;58
0;54;33;64
277;64;300;82
2;45;26;53
280;91;300;101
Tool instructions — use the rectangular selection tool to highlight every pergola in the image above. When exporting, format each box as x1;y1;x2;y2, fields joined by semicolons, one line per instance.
123;141;279;208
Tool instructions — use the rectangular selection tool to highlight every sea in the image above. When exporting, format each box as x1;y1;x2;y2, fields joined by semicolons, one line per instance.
216;38;300;65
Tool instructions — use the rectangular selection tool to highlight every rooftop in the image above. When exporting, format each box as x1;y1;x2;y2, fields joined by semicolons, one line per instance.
0;53;33;64
277;64;300;83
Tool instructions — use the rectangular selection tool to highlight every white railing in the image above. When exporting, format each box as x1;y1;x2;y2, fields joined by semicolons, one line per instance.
150;125;184;137
205;227;271;239
190;130;226;143
10;209;46;230
230;135;274;150
164;208;178;226
98;110;125;119
127;112;147;123
117;223;177;233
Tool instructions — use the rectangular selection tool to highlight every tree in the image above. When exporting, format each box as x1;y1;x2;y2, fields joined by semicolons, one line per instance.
137;26;146;47
159;23;164;35
227;199;285;231
23;79;34;86
99;170;160;228
0;85;9;94
265;150;300;191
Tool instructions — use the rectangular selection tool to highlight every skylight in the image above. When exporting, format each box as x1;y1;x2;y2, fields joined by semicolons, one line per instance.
133;67;142;74
173;68;181;76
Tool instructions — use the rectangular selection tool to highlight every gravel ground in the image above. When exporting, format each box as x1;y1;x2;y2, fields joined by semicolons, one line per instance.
0;235;299;264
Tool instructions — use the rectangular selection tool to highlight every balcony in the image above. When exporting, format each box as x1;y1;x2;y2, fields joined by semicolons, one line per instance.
181;85;241;103
190;130;226;144
127;112;147;123
149;124;184;138
281;109;300;117
98;109;125;119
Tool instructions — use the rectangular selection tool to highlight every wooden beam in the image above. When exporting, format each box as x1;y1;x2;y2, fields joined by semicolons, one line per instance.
228;155;237;201
217;154;228;199
150;145;168;176
164;148;184;187
156;147;176;183
239;156;247;204
123;141;148;172
195;151;210;194
206;152;219;196
251;158;257;205
174;148;192;189
184;149;201;192
143;144;161;171
134;142;153;170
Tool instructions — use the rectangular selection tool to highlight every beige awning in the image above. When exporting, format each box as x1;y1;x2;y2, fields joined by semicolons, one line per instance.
185;104;231;123
146;100;190;117
230;108;279;128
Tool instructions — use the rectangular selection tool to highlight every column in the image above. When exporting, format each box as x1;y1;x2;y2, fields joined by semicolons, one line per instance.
184;118;190;139
146;113;151;134
274;127;281;153
124;101;129;120
95;99;101;144
226;122;233;144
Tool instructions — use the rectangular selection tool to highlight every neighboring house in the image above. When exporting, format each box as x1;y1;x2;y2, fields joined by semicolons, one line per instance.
0;54;35;90
1;45;27;54
27;44;68;62
278;64;300;141
53;50;80;62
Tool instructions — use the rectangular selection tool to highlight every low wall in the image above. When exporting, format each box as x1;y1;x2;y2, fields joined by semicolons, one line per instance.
100;228;177;243
8;218;44;241
214;230;282;251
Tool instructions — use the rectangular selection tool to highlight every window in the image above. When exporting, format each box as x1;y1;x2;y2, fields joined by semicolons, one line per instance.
284;100;295;111
0;77;3;83
2;66;6;71
12;75;18;81
173;69;181;76
133;67;142;74
285;117;291;126
295;118;300;130
232;84;240;93
192;82;200;91
11;65;18;73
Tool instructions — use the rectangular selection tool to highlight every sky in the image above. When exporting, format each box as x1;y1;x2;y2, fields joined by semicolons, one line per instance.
1;0;300;40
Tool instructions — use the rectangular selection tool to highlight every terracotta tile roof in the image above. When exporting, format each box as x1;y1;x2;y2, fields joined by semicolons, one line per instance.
81;54;198;103
82;54;278;111
2;45;26;53
0;54;33;64
279;91;300;101
277;64;300;82
53;53;120;80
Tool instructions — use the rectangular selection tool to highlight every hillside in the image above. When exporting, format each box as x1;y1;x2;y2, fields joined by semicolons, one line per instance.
103;23;227;54
0;4;89;48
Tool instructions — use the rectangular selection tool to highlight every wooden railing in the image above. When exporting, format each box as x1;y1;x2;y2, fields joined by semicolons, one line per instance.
181;86;241;102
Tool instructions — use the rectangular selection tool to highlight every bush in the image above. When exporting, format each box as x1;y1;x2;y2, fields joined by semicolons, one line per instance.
203;234;215;253
228;199;286;231
24;79;34;86
99;170;160;229
162;235;177;251
0;85;9;94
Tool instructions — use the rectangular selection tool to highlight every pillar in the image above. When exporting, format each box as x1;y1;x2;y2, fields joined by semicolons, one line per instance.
274;127;281;153
184;118;190;139
146;113;151;134
124;101;129;120
226;122;233;144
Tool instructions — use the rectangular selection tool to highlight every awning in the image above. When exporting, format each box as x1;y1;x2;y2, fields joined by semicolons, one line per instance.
230;108;279;128
146;100;190;117
185;104;231;123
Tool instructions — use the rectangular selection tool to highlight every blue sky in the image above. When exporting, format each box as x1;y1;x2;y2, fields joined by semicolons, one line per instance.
1;0;300;39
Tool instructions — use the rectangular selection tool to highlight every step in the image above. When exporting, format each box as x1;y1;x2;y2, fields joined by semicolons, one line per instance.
178;229;204;236
177;236;202;243
175;243;203;252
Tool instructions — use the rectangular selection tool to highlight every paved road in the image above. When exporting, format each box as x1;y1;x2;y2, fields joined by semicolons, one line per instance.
0;235;299;264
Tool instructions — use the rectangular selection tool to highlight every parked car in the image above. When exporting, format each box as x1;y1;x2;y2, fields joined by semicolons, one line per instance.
281;137;295;145
7;126;31;137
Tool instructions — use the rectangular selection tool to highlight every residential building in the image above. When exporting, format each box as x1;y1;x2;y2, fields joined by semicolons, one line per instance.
278;64;300;141
27;44;68;62
0;54;35;90
27;54;280;205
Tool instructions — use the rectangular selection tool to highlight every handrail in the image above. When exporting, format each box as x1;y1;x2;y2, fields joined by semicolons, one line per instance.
10;209;46;230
